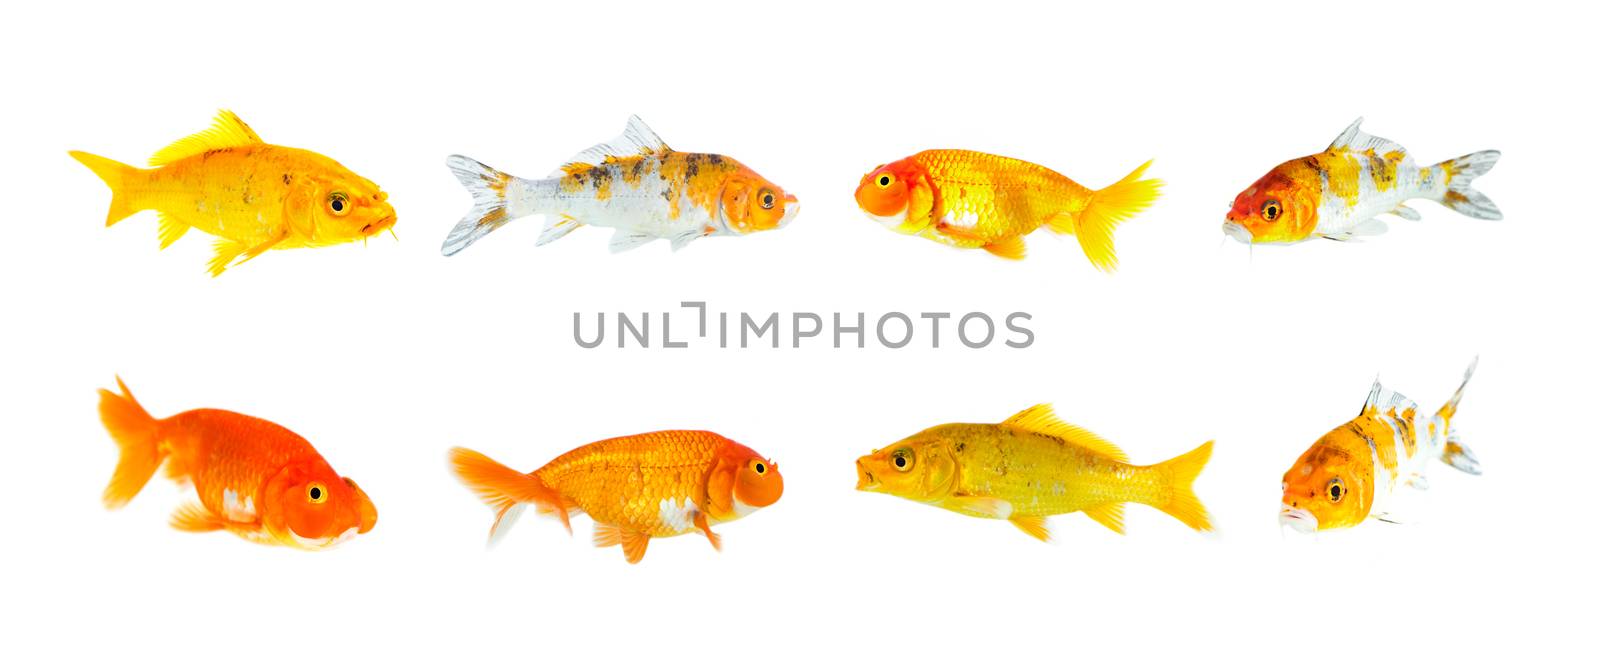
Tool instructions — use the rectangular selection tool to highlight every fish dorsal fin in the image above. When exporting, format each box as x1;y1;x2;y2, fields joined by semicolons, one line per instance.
149;110;264;166
1326;118;1406;155
549;115;670;177
1001;404;1128;463
1359;377;1418;417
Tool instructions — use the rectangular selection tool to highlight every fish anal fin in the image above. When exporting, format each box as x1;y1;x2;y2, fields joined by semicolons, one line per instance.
157;213;190;249
537;215;583;246
1002;404;1128;463
982;236;1026;260
1082;503;1126;535
149;110;265;167
593;521;622;548
169;503;226;532
1010;515;1051;542
620;529;651;564
609;230;655;253
1392;205;1422;221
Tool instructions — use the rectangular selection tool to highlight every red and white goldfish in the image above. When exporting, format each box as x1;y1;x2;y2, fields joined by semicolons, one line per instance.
856;405;1213;541
98;378;377;549
450;429;782;564
853;150;1161;271
71;110;397;276
1225;119;1500;245
442;116;798;255
1280;359;1482;533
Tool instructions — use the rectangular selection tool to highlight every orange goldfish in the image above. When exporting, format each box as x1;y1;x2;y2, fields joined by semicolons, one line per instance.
1280;360;1481;533
450;430;782;564
442;116;798;255
97;378;377;550
71;110;397;276
1225;119;1500;245
853;151;1161;271
856;405;1212;541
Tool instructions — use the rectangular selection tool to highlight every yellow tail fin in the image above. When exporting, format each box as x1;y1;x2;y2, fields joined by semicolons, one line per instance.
1068;160;1162;273
98;377;164;509
1152;440;1214;532
70;151;143;226
448;447;571;544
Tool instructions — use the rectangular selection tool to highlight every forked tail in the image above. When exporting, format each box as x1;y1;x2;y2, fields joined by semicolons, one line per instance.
1056;160;1162;273
69;151;142;226
1150;440;1214;532
1435;357;1482;475
98;377;164;508
448;447;571;545
441;155;522;256
1435;151;1502;220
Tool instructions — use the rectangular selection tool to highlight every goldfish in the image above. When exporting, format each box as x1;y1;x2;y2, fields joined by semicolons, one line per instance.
70;110;397;276
97;378;377;549
853;150;1161;271
1280;359;1482;533
449;429;782;564
855;405;1212;541
441;116;798;255
1225;119;1501;245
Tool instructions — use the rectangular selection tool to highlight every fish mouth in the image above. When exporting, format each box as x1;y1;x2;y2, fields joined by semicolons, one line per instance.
855;459;879;491
1278;506;1318;534
362;214;397;235
778;195;800;228
1222;220;1253;244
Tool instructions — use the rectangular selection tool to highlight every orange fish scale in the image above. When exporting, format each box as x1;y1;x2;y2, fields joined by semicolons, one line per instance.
912;150;1092;242
535;430;727;538
161;409;321;514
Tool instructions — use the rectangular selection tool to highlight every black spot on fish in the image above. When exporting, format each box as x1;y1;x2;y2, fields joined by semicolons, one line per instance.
629;159;645;181
708;154;724;165
685;153;703;180
282;173;292;185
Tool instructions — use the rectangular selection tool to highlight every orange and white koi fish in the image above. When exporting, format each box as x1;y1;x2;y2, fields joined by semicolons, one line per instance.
1280;359;1482;533
853;151;1161;271
71;110;397;276
1225;119;1500;245
450;430;782;564
97;378;378;549
442;116;798;255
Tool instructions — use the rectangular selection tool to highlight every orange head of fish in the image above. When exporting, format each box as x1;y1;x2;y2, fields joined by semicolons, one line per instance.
261;460;378;549
719;171;798;235
707;441;784;519
285;154;398;245
855;157;935;235
855;430;957;503
1224;163;1318;244
1279;439;1371;533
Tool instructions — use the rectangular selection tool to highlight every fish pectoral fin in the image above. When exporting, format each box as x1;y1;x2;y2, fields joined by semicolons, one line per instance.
945;495;1013;519
536;215;583;246
1391;205;1423;221
619;528;651;564
1009;515;1052;542
693;512;722;552
608;230;655;254
593;521;623;548
1324;220;1388;242
156;213;190;250
982;236;1026;260
1082;503;1127;535
169;503;228;532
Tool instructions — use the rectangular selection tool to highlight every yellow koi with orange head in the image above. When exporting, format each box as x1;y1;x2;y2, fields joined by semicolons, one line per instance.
71;110;396;276
1280;359;1483;533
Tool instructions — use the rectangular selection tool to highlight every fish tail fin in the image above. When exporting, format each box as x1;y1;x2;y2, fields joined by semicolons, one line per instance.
442;155;526;256
1065;160;1162;273
1435;357;1483;475
1434;150;1502;220
1151;440;1214;532
448;447;571;544
69;151;142;226
98;377;165;509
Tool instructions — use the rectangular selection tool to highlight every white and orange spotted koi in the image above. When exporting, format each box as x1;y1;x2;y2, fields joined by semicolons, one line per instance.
1225;119;1500;244
441;116;798;255
1279;359;1482;533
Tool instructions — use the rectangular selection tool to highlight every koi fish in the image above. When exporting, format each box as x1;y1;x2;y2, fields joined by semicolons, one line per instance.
855;405;1212;541
853;151;1161;271
70;110;397;276
1225;119;1501;244
449;429;782;564
1279;359;1482;533
441;116;798;255
97;378;377;549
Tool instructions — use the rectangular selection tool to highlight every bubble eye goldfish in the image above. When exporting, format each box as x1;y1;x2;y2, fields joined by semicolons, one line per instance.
1224;119;1500;246
1279;359;1483;534
98;378;377;550
71;110;397;276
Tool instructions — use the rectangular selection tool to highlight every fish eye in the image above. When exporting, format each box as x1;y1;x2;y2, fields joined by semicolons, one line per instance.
308;482;328;504
328;191;351;217
892;448;913;472
1261;200;1282;222
1326;477;1345;503
750;459;768;475
759;191;775;210
877;173;893;187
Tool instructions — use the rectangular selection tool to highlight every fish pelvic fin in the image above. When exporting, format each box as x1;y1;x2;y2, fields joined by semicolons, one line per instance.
70;151;142;226
442;155;525;256
448;447;571;544
98;377;165;509
1435;150;1502;220
1150;440;1214;533
1068;160;1162;273
1436;357;1483;475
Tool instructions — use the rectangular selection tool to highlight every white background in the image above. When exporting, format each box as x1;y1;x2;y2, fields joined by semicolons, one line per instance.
2;1;1594;647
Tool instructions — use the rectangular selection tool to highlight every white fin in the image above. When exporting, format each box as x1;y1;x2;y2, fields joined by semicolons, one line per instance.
1360;377;1418;417
1326;118;1406;155
669;230;704;251
1391;205;1423;221
551;115;670;176
537;215;582;246
608;230;655;253
1325;219;1389;241
442;155;522;256
1321;232;1356;242
1436;150;1502;220
1406;473;1430;491
487;503;525;547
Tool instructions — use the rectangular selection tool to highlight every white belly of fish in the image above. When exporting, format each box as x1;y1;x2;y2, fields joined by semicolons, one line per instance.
520;177;717;239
